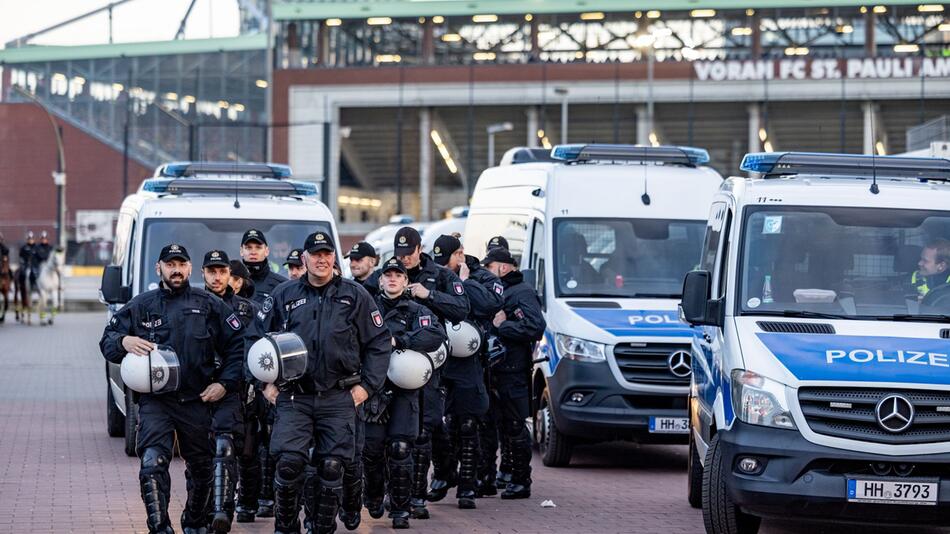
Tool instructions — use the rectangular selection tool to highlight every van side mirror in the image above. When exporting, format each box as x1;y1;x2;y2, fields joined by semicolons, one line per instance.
100;265;131;304
681;270;722;327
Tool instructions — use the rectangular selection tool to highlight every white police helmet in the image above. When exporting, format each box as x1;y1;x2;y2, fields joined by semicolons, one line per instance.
121;347;181;394
247;332;308;384
387;349;434;390
447;321;482;358
427;340;449;369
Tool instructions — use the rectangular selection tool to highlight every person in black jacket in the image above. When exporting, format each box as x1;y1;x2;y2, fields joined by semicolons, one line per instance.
240;228;288;305
100;244;245;534
249;231;391;534
427;234;504;508
228;260;256;299
284;248;306;281
347;241;380;297
482;247;546;500
393;226;470;519
202;249;263;530
363;257;446;529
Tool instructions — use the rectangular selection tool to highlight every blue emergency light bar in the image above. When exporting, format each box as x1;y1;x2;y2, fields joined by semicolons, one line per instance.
551;144;710;167
741;152;950;181
156;161;293;179
141;178;318;197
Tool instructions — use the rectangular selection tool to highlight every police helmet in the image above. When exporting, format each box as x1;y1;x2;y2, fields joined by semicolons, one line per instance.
387;349;434;390
427;339;449;369
247;332;309;384
121;347;181;394
447;321;482;358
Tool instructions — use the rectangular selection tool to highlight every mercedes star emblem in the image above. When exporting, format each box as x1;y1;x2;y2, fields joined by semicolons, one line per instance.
667;351;692;378
875;394;915;433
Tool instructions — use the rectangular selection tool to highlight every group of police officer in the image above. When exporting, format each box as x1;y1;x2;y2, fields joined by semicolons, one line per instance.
100;225;545;534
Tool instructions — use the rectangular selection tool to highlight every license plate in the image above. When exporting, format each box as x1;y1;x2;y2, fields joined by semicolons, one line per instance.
648;417;689;434
847;478;938;505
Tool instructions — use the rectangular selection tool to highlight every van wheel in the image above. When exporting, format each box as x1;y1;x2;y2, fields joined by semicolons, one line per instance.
124;391;139;457
687;430;703;508
535;388;573;467
702;434;760;534
106;379;125;438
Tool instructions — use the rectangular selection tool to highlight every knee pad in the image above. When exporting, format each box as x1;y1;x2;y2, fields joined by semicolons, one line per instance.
388;440;412;461
503;419;524;438
415;429;431;446
215;435;234;458
318;456;345;482
276;454;306;481
459;417;478;437
140;447;169;470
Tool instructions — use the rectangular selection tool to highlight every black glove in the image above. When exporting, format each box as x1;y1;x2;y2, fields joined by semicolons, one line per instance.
363;389;394;425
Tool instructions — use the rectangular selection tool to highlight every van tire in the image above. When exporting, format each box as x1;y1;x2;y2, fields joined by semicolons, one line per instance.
535;388;573;467
687;431;703;509
702;433;760;534
106;377;125;438
124;391;139;457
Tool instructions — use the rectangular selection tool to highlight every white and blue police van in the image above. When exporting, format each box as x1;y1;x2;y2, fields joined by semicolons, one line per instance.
464;144;722;466
99;162;340;456
681;152;950;532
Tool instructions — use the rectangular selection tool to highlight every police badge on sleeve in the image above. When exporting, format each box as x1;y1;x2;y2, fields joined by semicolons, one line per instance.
493;282;504;296
419;315;431;327
453;282;464;295
371;310;383;328
227;314;242;331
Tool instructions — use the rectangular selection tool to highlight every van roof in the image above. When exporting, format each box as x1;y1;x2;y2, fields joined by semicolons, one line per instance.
124;193;334;222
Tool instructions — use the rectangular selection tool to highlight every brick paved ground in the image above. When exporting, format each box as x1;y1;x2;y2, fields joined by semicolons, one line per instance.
0;313;944;534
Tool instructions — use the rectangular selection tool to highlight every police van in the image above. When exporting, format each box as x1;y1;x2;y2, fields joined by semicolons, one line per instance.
464;144;722;466
99;162;339;456
681;152;950;532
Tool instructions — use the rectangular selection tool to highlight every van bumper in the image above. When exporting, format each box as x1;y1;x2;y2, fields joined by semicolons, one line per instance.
720;421;950;526
546;358;688;442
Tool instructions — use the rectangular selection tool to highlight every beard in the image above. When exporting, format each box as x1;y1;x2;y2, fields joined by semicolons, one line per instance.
163;272;187;289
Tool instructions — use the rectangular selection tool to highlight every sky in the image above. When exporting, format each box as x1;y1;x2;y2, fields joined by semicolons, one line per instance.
0;0;242;48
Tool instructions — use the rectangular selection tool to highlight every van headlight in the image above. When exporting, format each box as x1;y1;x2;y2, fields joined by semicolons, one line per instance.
555;334;606;363
730;370;796;429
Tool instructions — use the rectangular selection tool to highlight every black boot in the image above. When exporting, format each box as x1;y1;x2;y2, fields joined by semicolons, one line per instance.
338;458;362;531
314;457;345;534
409;436;431;520
181;463;213;532
301;464;318;534
235;435;261;523
500;431;532;500
211;435;236;533
427;419;457;502
389;440;413;529
363;445;386;519
456;417;478;509
495;434;513;489
273;468;302;534
140;449;173;534
257;446;276;518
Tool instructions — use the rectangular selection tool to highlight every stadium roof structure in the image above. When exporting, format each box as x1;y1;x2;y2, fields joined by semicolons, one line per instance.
273;0;926;20
0;34;266;65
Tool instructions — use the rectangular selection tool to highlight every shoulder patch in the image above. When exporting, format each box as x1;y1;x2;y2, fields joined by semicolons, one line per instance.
493;282;504;296
227;314;242;331
262;296;273;313
419;315;431;327
371;310;384;328
110;316;118;326
453;282;464;295
514;308;525;320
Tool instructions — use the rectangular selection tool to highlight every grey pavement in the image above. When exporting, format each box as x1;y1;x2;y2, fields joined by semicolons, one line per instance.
0;313;943;533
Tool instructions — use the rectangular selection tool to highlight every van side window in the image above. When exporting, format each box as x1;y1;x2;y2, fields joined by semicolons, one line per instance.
715;210;733;298
529;219;546;298
700;203;726;273
112;213;133;267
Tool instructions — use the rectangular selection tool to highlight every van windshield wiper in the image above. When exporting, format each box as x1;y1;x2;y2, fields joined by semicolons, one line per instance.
884;314;950;323
750;310;859;320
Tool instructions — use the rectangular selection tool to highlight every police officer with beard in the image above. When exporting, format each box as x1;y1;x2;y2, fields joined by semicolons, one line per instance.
393;227;470;519
427;234;504;509
241;228;288;305
364;257;447;529
284;249;306;281
100;244;245;534
482;247;545;500
250;231;391;534
347;241;380;297
202;250;263;530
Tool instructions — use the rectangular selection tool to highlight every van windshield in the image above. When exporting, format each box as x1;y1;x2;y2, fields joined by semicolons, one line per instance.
554;218;705;298
140;219;330;293
739;206;950;320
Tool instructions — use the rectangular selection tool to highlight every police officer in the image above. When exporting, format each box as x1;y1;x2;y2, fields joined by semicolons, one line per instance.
911;239;950;302
427;234;504;508
228;260;256;300
240;228;288;305
393;226;470;519
347;241;380;297
284;248;306;281
18;231;39;286
250;231;391;534
0;231;9;262
36;230;52;262
202;250;263;530
479;235;511;491
486;236;508;253
363;257;447;529
100;244;245;534
482;246;546;499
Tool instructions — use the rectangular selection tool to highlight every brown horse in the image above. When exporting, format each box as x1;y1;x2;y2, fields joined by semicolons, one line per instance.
0;255;9;323
13;266;33;324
